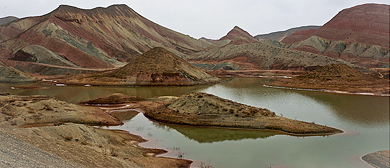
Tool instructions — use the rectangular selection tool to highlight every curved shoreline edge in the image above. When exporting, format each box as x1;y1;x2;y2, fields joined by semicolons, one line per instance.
263;84;390;97
143;92;343;136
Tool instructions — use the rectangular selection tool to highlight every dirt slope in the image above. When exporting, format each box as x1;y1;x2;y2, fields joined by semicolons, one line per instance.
187;42;355;70
61;47;220;86
282;4;389;48
0;4;209;75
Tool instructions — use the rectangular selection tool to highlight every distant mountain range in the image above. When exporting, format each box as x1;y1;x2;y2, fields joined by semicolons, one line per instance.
282;4;389;48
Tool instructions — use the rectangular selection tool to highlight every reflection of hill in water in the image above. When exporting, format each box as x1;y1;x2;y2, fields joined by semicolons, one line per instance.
220;78;389;126
303;92;389;126
166;124;278;143
2;83;209;103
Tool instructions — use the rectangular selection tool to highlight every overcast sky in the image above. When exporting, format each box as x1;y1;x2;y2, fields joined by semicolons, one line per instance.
1;0;389;39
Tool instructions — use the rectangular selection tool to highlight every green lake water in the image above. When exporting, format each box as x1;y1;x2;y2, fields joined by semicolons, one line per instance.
1;78;389;168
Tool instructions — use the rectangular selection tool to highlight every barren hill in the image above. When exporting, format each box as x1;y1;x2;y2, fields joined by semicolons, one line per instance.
285;36;389;68
219;26;258;44
61;47;220;86
187;42;355;70
0;4;210;75
255;25;320;41
282;4;389;48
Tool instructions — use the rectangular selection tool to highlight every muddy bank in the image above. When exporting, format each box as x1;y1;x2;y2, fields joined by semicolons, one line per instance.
143;92;342;135
0;94;192;168
209;69;306;78
268;64;390;96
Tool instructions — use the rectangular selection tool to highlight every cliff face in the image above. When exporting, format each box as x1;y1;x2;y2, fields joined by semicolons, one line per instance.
0;5;209;75
282;4;390;48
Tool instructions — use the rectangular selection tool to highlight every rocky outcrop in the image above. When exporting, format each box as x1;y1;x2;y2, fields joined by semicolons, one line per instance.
144;92;343;135
60;47;220;86
282;4;389;48
255;25;320;41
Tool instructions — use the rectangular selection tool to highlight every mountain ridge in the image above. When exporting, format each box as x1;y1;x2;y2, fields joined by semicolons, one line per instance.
282;4;389;48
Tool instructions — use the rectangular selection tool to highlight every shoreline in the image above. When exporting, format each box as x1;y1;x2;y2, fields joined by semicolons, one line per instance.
263;84;390;97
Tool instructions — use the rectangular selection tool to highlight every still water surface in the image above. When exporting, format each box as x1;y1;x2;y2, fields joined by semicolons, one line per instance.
1;78;389;168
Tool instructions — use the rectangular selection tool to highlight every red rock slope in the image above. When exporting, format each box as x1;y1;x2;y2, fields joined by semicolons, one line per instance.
0;5;208;74
219;26;259;45
282;4;389;48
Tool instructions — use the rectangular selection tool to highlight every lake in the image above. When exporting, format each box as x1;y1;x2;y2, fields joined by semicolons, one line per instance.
1;78;389;168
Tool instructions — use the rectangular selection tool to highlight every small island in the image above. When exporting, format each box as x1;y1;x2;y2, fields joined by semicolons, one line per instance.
143;92;343;135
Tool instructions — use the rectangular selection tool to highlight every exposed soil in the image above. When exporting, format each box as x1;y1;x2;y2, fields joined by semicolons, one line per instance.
0;94;192;168
0;4;208;75
144;92;343;135
282;4;389;48
58;47;220;86
0;95;122;127
268;63;390;96
362;150;390;168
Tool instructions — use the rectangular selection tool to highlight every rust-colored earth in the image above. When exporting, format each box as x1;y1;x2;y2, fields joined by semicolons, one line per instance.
282;4;390;48
268;63;390;96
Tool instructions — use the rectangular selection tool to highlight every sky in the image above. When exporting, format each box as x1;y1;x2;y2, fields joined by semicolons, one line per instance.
1;0;389;39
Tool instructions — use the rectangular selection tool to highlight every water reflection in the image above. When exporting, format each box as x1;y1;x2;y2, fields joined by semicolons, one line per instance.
0;83;209;103
155;123;279;143
299;92;389;126
204;78;389;126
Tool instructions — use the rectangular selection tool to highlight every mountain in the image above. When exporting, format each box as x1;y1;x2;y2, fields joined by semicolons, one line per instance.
282;4;389;48
0;16;18;26
0;4;210;75
285;36;389;68
255;25;320;41
61;47;220;86
219;26;258;43
187;42;356;70
202;26;259;49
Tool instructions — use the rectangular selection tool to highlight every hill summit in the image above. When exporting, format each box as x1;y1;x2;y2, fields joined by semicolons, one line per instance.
62;47;220;86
